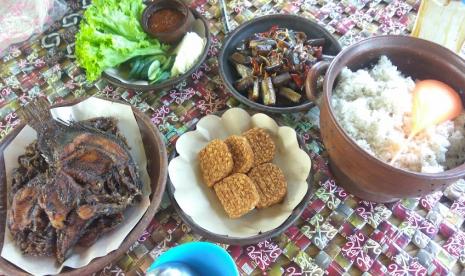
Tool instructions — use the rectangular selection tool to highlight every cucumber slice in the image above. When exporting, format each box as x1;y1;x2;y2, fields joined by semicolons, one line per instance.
128;58;143;79
140;56;158;79
150;71;170;84
148;60;161;80
156;71;170;82
134;58;150;78
161;56;174;71
149;69;161;82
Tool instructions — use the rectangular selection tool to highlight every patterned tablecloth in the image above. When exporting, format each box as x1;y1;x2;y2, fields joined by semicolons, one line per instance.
2;0;465;275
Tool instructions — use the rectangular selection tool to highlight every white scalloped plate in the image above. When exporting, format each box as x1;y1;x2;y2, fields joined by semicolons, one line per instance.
168;108;311;238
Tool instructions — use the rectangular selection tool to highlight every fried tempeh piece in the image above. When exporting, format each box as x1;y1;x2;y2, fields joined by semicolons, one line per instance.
224;135;254;173
214;173;259;218
248;163;287;208
198;139;234;187
242;128;276;166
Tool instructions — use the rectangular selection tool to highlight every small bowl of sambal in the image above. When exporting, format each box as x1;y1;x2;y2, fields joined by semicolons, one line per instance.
141;0;195;44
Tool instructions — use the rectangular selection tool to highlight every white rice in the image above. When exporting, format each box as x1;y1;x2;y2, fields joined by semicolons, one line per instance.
331;56;465;173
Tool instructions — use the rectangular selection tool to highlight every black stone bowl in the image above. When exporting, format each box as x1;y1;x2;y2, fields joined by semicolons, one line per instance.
218;14;341;113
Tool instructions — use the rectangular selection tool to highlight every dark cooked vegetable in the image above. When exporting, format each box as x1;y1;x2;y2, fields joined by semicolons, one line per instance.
258;55;270;66
230;52;252;65
235;64;253;78
236;41;247;51
277;40;291;49
279;87;302;103
230;26;326;106
261;77;276;105
290;52;301;65
239;49;253;56
265;64;282;73
248;79;260;101
235;76;254;91
291;73;303;88
288;81;298;91
249;39;277;48
272;72;291;86
294;64;304;73
295;32;307;41
255;44;273;55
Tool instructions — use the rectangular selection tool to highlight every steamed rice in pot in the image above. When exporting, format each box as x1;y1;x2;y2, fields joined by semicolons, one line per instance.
331;56;465;173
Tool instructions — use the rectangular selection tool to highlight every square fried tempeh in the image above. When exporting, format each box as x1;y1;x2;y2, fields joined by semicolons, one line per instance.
242;128;276;166
198;139;234;187
214;173;259;218
225;135;254;173
248;163;287;208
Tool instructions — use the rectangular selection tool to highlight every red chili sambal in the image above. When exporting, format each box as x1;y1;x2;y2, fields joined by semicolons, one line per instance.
149;8;184;33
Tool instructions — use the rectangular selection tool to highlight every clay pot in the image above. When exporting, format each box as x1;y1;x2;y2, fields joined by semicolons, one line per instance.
141;0;195;44
305;35;465;202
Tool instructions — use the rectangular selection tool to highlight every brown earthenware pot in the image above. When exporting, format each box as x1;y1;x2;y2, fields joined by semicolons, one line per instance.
306;35;465;203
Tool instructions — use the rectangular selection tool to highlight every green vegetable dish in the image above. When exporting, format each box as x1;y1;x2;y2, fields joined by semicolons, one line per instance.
75;0;205;85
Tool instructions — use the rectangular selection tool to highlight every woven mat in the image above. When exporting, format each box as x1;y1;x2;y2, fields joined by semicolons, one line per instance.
1;0;465;275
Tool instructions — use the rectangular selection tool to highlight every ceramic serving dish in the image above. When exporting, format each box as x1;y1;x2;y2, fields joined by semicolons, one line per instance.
0;97;167;275
102;9;211;92
167;108;313;244
140;0;195;44
306;35;465;203
218;14;341;113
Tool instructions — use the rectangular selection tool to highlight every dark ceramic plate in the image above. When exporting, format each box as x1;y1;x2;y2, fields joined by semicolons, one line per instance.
218;14;342;113
166;112;314;245
102;9;211;92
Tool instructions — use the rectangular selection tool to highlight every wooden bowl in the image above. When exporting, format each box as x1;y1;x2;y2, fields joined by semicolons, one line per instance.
101;9;210;92
218;14;341;113
306;35;465;203
166;112;314;245
0;97;168;275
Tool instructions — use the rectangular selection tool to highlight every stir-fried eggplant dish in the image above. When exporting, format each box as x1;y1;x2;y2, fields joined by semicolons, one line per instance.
230;26;326;106
8;100;142;264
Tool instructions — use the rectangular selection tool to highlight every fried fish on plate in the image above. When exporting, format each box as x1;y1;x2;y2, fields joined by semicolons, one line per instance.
8;99;143;263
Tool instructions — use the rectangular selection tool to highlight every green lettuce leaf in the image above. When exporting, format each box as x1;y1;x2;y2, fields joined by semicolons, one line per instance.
75;0;169;82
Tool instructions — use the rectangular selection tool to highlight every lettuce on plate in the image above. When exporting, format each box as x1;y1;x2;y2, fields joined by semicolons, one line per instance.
75;0;170;82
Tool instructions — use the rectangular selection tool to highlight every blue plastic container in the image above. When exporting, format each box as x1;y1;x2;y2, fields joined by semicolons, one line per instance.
147;242;239;276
